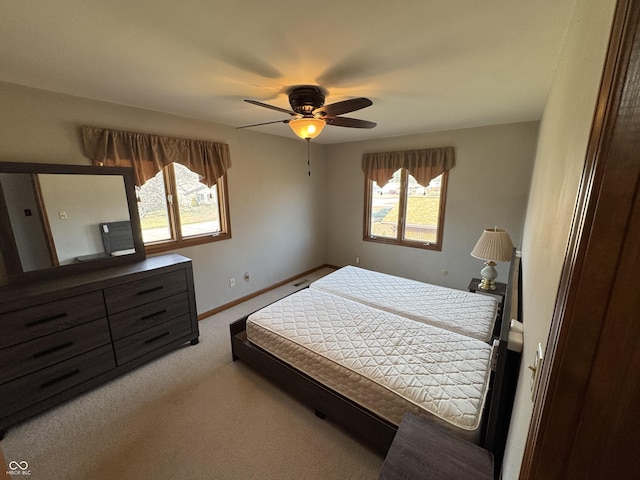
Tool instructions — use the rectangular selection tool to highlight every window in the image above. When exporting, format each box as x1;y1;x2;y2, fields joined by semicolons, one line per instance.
138;162;231;253
364;168;447;250
81;126;232;254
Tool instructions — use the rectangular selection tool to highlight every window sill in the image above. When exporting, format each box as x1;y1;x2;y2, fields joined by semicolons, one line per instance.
364;236;442;251
145;232;232;254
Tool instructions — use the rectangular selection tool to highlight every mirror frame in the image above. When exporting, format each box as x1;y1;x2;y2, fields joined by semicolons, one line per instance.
0;161;146;284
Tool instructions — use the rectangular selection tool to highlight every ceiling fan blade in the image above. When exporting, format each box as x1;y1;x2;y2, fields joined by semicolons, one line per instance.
236;119;290;129
325;116;377;129
314;97;372;117
244;99;296;116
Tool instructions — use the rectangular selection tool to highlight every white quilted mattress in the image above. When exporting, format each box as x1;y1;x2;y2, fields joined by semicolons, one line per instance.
310;266;498;343
246;288;492;442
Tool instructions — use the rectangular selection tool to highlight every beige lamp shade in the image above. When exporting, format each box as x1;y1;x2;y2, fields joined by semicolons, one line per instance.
471;228;514;262
289;117;326;139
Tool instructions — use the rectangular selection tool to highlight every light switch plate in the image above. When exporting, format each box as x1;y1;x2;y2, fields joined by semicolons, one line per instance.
529;342;543;401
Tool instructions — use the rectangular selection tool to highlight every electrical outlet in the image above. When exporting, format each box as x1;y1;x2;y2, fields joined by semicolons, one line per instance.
243;272;250;283
356;256;360;265
229;278;235;288
58;211;67;220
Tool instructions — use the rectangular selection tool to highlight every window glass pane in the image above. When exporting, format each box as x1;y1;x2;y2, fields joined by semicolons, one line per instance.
370;169;401;239
173;163;221;238
138;169;172;243
403;173;442;243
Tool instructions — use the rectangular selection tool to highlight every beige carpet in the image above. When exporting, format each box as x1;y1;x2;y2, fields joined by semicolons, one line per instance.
1;269;384;479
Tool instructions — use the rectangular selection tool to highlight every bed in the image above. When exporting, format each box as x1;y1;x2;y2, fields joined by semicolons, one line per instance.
309;265;499;342
246;287;493;442
230;253;521;472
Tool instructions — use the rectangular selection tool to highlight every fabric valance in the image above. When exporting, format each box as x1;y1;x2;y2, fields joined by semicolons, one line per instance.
81;126;231;187
362;147;455;187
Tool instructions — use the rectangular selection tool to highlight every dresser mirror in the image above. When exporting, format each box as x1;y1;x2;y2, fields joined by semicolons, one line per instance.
0;162;145;286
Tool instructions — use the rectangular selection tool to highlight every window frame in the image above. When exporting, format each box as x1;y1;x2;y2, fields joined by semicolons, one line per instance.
363;168;448;251
142;163;231;255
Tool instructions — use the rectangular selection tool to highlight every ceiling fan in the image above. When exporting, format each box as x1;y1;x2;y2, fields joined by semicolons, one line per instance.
237;85;376;140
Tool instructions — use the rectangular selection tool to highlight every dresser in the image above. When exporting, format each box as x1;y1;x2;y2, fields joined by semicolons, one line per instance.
0;254;198;438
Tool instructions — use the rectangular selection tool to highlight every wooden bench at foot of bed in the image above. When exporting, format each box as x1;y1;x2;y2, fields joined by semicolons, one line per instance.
379;412;494;479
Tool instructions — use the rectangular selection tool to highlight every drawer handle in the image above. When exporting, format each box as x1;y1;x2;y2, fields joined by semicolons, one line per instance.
137;286;164;296
40;369;80;389
144;331;171;344
33;341;74;359
140;309;167;321
25;312;67;328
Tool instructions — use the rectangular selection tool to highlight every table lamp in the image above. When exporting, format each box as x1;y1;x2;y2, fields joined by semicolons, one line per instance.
470;227;514;290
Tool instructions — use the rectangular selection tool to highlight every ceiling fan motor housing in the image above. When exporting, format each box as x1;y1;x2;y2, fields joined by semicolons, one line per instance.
240;85;375;131
288;86;325;115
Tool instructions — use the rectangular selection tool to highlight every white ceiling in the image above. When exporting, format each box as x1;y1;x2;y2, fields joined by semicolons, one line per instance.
1;0;576;144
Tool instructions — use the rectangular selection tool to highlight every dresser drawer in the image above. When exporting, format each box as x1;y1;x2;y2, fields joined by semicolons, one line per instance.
0;345;116;419
113;315;192;365
0;291;106;349
108;292;191;341
104;270;187;314
0;319;112;384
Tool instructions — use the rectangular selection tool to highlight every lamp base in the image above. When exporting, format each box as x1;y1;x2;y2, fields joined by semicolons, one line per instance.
478;277;497;291
478;261;498;291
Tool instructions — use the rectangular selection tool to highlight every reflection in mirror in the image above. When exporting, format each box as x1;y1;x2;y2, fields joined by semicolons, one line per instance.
0;162;144;286
39;174;132;265
0;173;132;273
0;173;55;273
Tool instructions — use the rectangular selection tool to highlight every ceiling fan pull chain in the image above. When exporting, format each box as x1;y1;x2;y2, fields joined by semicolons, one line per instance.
307;138;311;176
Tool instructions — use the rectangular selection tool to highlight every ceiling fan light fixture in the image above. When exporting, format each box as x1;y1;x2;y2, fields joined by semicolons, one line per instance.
289;117;326;139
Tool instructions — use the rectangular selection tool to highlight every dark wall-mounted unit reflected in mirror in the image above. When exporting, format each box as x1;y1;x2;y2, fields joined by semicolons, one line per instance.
0;162;145;286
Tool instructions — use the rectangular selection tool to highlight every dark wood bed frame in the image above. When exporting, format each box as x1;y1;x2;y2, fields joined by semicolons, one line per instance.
230;253;522;475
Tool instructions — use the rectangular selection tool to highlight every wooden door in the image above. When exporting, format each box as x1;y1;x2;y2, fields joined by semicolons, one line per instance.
521;0;640;478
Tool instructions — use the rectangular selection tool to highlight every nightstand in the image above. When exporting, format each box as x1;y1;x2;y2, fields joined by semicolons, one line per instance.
468;277;506;299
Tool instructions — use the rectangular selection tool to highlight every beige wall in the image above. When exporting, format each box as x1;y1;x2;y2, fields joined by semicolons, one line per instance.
0;81;327;313
502;0;617;477
324;122;538;291
0;81;538;308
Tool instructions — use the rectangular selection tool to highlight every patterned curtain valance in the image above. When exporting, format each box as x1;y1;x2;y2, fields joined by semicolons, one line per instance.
81;126;231;187
362;147;455;187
